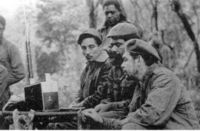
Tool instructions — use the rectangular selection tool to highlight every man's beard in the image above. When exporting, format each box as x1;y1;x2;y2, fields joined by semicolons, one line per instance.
106;50;123;65
105;18;120;27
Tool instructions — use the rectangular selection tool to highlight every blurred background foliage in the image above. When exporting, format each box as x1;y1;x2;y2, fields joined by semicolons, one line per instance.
1;0;200;111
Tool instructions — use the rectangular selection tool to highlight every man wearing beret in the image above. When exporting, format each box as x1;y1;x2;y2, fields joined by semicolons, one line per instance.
0;15;25;129
47;28;112;129
91;23;141;122
82;39;200;129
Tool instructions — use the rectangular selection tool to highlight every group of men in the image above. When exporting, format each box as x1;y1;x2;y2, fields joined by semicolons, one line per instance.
0;0;199;130
48;0;200;130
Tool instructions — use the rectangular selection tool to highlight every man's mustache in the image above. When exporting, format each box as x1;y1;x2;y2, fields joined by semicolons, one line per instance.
105;49;119;57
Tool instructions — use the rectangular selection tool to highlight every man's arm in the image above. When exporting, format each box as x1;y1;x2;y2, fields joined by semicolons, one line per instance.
0;65;8;102
82;108;122;129
81;62;112;108
8;44;25;85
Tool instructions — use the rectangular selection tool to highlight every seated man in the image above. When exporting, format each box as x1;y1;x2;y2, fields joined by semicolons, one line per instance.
82;39;200;129
94;23;141;120
71;28;112;108
47;29;112;129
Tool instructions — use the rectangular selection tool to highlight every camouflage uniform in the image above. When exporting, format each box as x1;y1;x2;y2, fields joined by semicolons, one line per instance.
76;52;112;108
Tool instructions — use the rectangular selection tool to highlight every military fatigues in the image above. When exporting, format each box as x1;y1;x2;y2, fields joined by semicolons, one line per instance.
0;38;25;86
96;57;136;121
47;51;112;129
101;64;200;129
75;52;112;108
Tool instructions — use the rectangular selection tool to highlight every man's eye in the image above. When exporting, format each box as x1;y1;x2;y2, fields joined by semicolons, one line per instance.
109;43;114;48
123;58;128;62
89;45;95;49
116;43;121;47
81;46;86;50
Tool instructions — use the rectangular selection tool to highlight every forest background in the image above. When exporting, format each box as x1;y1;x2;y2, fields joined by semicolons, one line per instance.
1;0;200;117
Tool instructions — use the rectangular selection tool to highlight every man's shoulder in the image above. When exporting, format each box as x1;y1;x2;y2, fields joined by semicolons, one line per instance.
151;65;179;84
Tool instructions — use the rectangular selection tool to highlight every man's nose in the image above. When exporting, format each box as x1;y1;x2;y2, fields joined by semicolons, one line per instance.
111;45;118;52
121;63;125;70
85;48;91;55
107;13;112;18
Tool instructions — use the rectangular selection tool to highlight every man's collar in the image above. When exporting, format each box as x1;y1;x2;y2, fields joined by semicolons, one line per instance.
95;50;109;62
86;50;109;64
142;63;159;82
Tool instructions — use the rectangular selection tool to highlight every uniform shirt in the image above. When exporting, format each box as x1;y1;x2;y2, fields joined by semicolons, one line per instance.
102;64;200;129
0;38;25;85
76;51;112;108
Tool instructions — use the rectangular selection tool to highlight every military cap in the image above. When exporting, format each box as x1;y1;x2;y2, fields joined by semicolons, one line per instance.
126;39;161;61
107;22;140;40
78;28;102;45
0;15;6;28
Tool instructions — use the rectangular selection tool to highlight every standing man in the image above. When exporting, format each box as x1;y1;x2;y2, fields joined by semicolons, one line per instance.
99;0;127;41
0;15;25;129
82;39;200;129
98;0;128;49
0;15;25;86
98;0;143;49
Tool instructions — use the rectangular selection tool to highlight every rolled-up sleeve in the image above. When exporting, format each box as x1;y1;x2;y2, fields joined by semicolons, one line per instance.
125;73;181;127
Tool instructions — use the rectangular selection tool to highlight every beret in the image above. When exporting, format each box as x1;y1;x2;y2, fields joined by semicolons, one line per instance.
78;28;102;45
107;22;140;39
126;39;160;60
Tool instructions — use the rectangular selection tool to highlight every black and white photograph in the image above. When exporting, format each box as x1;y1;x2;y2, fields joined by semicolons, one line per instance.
0;0;200;129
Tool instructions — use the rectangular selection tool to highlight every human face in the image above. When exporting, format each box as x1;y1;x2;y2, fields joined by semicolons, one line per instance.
104;5;120;27
121;51;146;80
107;38;125;58
0;23;4;41
81;38;101;62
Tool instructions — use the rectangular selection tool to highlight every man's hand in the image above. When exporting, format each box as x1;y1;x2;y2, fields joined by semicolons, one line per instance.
120;118;129;125
81;109;103;123
94;103;112;112
69;101;84;108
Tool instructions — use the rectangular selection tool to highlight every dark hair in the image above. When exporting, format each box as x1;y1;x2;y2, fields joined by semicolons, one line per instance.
79;34;102;46
130;51;158;66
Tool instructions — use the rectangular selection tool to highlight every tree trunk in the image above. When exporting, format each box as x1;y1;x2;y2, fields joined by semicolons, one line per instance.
171;0;200;72
86;0;97;28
